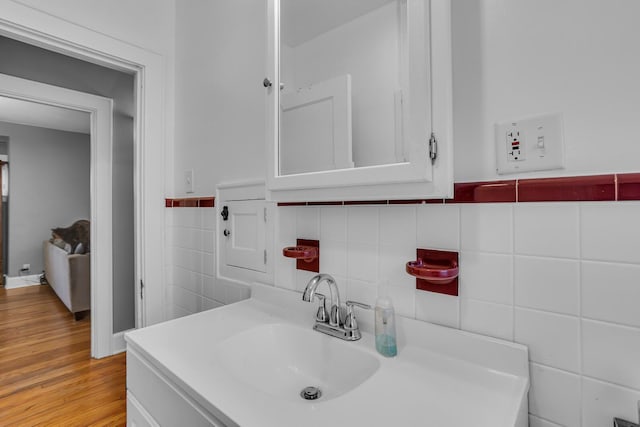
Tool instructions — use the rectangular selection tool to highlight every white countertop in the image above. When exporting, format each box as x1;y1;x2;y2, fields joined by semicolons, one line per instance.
125;283;529;427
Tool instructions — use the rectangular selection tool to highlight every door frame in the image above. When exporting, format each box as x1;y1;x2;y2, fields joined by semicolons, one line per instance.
0;1;167;357
0;73;114;357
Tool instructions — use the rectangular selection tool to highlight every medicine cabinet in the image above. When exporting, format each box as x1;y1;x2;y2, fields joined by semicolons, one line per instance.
265;0;453;202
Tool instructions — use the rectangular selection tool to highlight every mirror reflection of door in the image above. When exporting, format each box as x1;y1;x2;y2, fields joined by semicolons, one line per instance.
279;0;407;175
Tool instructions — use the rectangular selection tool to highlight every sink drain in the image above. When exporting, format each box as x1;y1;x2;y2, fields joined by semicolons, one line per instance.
300;386;322;401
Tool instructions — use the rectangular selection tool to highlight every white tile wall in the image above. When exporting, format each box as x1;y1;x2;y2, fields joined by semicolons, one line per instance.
165;207;248;318
514;203;580;258
581;203;640;263
460;298;513;340
582;320;640;390
582;261;640;327
529;363;581;427
515;308;580;373
529;415;563;427
459;251;513;304
165;200;640;426
515;256;580;315
582;378;640;427
461;204;513;253
273;201;640;426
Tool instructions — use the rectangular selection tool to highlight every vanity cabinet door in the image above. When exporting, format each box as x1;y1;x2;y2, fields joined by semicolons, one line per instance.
127;392;159;427
127;348;229;427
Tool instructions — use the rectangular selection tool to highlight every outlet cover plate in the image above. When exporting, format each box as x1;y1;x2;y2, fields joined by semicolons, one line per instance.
496;112;564;174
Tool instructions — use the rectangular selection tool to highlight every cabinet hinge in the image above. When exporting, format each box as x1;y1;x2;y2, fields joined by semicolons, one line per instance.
140;280;144;299
264;207;267;222
429;133;438;164
264;249;267;264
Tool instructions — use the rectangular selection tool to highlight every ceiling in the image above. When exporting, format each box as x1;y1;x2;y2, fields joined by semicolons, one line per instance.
281;0;396;47
0;96;90;134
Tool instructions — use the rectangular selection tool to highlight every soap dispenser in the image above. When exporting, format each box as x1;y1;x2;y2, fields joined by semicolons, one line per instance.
375;296;397;357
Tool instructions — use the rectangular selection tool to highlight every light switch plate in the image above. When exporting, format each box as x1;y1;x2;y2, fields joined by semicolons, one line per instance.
184;169;194;193
496;112;564;174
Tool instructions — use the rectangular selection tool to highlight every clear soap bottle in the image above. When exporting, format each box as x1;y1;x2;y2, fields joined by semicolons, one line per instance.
375;296;397;357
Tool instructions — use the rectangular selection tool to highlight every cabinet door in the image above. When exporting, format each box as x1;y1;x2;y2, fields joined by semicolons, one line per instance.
223;200;267;273
127;392;159;427
265;0;453;202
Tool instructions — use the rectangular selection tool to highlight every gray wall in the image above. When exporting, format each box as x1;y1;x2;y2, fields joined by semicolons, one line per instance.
0;122;90;276
0;36;135;332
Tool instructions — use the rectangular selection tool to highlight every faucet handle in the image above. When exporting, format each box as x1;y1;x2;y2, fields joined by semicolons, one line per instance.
314;293;328;323
344;301;371;331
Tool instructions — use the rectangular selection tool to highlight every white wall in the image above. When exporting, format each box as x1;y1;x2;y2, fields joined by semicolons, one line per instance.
12;0;175;55
452;0;640;181
164;206;250;318
170;1;640;425
173;0;265;198
0;121;90;276
174;0;640;187
0;0;176;331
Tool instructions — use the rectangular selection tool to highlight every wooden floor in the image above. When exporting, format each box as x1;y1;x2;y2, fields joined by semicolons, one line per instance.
0;284;126;426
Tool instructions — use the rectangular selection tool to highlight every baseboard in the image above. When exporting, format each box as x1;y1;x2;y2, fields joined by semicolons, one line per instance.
111;329;132;355
4;274;42;289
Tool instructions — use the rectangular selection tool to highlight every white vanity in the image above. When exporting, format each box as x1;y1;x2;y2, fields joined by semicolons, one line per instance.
125;283;529;427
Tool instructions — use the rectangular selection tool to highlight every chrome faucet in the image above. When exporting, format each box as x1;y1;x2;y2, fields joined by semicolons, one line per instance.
302;273;341;326
302;274;370;341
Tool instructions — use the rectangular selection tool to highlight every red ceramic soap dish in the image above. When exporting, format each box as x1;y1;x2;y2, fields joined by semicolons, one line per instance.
283;245;318;262
283;239;320;273
407;249;459;296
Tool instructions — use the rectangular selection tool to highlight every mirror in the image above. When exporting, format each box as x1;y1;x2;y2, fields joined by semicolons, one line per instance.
266;0;452;201
279;0;408;176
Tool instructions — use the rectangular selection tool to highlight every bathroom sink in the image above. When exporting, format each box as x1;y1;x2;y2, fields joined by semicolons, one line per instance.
215;323;380;402
126;283;529;426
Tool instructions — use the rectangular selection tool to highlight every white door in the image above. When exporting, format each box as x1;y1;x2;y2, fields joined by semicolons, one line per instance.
280;74;353;175
223;200;267;273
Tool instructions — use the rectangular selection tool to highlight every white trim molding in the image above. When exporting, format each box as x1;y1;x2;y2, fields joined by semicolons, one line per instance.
4;273;41;289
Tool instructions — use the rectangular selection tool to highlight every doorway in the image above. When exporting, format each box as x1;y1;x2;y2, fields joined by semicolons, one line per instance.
0;3;168;353
0;95;91;293
0;74;114;357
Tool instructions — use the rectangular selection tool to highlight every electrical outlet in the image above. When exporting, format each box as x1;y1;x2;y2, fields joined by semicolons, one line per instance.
21;263;30;271
506;127;525;162
496;112;564;174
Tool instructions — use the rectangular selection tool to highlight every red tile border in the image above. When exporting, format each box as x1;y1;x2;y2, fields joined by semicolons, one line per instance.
445;180;516;203
277;202;308;207
198;198;215;207
271;173;640;207
307;201;343;206
165;197;215;208
343;200;388;205
518;175;615;202
617;173;640;201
